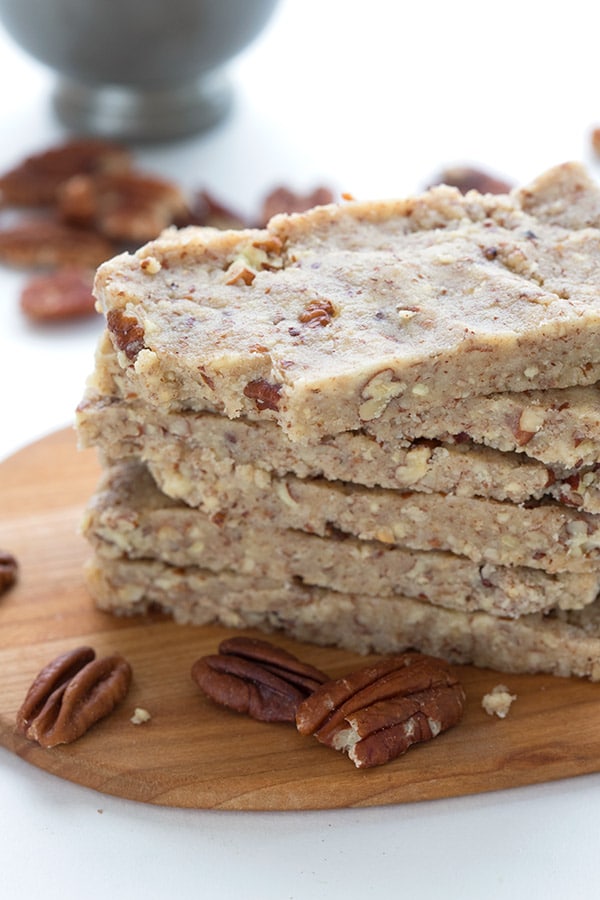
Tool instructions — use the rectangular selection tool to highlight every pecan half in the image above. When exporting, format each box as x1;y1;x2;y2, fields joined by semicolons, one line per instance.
58;170;188;243
296;652;466;768
181;189;248;229
0;138;131;207
0;550;18;595
429;166;513;196
191;636;330;723
20;266;96;321
16;646;132;748
259;186;335;225
0;220;115;269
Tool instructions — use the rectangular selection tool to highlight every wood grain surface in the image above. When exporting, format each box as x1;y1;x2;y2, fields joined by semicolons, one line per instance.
1;428;600;810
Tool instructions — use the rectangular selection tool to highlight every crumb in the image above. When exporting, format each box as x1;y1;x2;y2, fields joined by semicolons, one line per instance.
591;127;600;158
482;684;517;719
130;707;151;725
140;255;162;275
97;808;103;814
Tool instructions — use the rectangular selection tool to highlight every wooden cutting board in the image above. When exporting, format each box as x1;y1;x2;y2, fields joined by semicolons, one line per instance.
2;428;600;811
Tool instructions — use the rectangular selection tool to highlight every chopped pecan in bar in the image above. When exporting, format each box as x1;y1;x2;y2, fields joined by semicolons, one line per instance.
106;308;146;360
243;378;282;411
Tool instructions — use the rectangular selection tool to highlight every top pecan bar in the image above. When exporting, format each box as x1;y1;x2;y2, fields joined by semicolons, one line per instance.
93;162;600;442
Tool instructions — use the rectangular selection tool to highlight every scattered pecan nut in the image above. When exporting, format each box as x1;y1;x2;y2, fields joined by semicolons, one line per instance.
296;652;466;768
15;645;132;748
0;550;18;595
191;636;330;723
259;186;335;225
181;189;248;230
58;170;188;243
0;220;115;269
429;165;513;196
0;137;132;207
19;266;96;321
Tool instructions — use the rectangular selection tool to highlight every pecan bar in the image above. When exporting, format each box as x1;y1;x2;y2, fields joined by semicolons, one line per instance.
92;452;600;575
92;162;600;442
76;376;600;514
82;461;600;618
84;552;600;681
82;325;600;475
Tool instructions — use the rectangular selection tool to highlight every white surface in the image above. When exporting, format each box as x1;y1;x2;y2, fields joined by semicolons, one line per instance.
2;1;600;897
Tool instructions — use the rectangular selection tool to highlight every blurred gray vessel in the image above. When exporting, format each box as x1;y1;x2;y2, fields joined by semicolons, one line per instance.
0;0;280;140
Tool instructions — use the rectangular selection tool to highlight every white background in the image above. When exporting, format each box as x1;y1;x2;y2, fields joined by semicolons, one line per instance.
2;1;600;897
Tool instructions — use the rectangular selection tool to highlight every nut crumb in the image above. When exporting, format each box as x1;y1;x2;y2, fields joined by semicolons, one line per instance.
482;684;517;718
140;256;161;275
130;707;151;725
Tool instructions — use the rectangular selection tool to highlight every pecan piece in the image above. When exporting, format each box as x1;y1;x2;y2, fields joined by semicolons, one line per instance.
0;138;131;207
243;378;282;411
0;550;18;595
191;636;329;723
20;266;96;321
106;308;146;360
296;652;466;768
299;298;336;327
16;646;132;748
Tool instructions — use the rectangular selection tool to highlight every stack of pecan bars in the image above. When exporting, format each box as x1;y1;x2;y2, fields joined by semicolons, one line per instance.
76;161;600;681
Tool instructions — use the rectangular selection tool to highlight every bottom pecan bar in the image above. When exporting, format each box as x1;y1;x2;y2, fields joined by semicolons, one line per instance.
296;653;466;768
